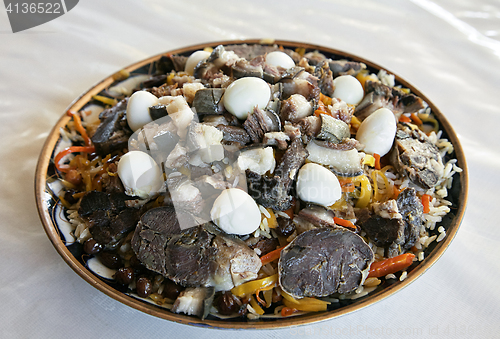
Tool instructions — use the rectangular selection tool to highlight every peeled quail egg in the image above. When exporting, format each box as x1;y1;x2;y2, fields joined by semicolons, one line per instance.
265;51;295;69
332;75;364;105
117;151;163;199
223;77;271;119
296;163;341;207
185;50;211;76
356;107;397;157
210;188;261;235
126;91;159;132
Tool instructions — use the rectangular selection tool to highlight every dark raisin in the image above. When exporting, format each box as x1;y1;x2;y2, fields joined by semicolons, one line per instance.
99;251;122;269
83;238;103;255
64;189;79;205
162;279;183;300
276;217;295;237
114;267;135;285
136;277;153;298
217;291;241;315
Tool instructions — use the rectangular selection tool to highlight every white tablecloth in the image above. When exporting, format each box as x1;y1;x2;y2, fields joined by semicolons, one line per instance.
1;0;499;338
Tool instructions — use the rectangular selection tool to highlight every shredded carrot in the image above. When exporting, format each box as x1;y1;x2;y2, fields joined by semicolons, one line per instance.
281;307;298;317
260;246;285;266
373;153;381;170
368;253;415;278
410;113;423;125
255;290;267;307
54;146;95;173
393;185;402;199
338;177;355;193
421;194;431;213
67;110;92;146
333;217;356;231
319;93;332;106
399;114;411;123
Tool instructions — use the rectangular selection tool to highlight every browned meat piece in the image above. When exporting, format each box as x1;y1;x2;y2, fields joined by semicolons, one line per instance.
192;88;225;115
390;123;444;189
249;237;280;256
231;58;263;79
328;97;354;124
314;138;360;151
355;81;425;121
243;107;281;143
279;227;374;298
359;200;405;252
262;131;289;150
79;190;142;248
156;54;187;73
396;188;423;251
216;125;251;145
298;115;321;138
359;188;423;257
225;44;301;63
91;98;132;157
280;94;313;123
281;78;320;102
246;138;308;211
132;221;261;290
315;60;335;97
328;59;366;77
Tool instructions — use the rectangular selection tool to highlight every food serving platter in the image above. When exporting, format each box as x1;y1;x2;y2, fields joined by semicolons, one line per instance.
35;39;468;329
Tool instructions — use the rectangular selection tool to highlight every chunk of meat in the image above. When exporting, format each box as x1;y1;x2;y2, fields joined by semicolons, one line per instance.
390;123;444;189
246;138;308;211
132;221;261;291
216;125;251;145
279;227;374;298
91;98;131;156
243;107;281;143
355;81;425;121
328;59;366;77
396;188;423;251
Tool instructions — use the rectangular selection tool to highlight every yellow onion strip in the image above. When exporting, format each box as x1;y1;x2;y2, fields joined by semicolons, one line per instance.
231;274;278;298
371;170;392;202
351;175;372;208
280;289;330;312
249;296;265;315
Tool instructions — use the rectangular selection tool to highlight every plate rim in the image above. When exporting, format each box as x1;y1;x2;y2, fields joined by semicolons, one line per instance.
34;38;469;329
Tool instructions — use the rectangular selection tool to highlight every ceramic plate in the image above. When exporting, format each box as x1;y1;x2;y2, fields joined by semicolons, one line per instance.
35;39;468;329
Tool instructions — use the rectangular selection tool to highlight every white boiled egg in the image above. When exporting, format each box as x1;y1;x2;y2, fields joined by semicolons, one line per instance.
223;77;271;119
332;75;364;105
265;51;295;69
126;91;159;132
210;188;261;235
296;163;341;207
117;151;163;199
356;107;397;157
185;50;211;76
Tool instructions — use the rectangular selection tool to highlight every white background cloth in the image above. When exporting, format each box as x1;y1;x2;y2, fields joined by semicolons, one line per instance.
1;0;499;338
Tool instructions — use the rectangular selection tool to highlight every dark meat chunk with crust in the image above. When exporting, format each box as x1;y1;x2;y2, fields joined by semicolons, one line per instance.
225;44;301;63
132;220;261;290
396;188;423;251
355;81;425;121
246;138;308;211
91;98;132;156
358;188;423;257
279;227;374;298
243;107;281;143
216;125;251;145
315;60;335;97
192;88;225;115
328;59;367;77
390;123;444;189
79;190;141;248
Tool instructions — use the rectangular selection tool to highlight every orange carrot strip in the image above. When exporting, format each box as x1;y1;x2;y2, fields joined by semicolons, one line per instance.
373;153;381;170
368;253;415;278
333;217;356;231
399;114;411;123
393;185;402;199
421;194;431;213
410;113;423;125
54;146;95;173
260;246;285;266
67;110;92;146
281;307;298;317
